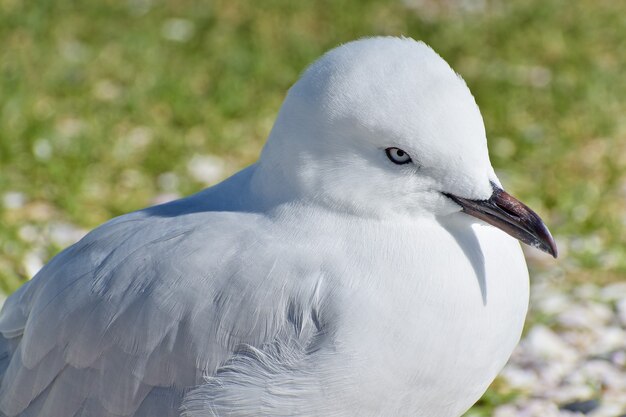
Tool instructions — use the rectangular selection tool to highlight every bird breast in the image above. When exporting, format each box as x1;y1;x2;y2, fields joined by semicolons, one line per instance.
313;213;529;417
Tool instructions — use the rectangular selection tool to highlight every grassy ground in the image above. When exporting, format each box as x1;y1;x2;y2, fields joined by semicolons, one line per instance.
1;0;625;414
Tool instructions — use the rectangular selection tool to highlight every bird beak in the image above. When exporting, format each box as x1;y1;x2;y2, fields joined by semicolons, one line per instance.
444;182;558;258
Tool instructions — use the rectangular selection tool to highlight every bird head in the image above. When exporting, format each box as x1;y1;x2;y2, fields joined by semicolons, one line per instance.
253;36;557;257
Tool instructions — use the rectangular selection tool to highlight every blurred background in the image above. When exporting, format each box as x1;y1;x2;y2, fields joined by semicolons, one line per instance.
0;0;625;415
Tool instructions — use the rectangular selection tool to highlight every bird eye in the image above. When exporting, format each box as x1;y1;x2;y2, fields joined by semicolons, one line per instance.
385;147;412;165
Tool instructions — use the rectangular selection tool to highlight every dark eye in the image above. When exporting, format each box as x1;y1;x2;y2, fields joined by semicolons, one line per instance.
385;147;412;165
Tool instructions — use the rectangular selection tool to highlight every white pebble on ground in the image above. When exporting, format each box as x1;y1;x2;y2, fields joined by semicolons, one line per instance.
496;278;626;417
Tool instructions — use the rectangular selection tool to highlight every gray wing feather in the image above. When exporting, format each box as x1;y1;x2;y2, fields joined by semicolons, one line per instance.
0;192;330;417
180;334;335;417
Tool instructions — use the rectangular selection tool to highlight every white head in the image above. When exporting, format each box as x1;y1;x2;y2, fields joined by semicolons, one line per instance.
253;36;497;218
250;37;556;256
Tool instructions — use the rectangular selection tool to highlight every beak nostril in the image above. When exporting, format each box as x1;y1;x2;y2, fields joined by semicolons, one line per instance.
493;197;524;221
490;184;525;221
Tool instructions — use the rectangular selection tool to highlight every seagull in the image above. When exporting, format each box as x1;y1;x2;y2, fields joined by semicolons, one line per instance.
0;36;556;417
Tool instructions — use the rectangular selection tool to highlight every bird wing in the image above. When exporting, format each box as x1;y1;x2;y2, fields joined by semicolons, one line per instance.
0;198;330;417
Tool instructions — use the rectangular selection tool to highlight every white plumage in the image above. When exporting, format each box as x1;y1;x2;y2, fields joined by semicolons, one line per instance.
0;37;555;417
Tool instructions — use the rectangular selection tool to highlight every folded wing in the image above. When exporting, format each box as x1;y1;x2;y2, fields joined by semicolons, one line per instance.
0;201;328;417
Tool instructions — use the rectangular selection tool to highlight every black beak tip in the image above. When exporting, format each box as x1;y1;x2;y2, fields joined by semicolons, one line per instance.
541;231;558;259
536;233;558;259
523;207;558;259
